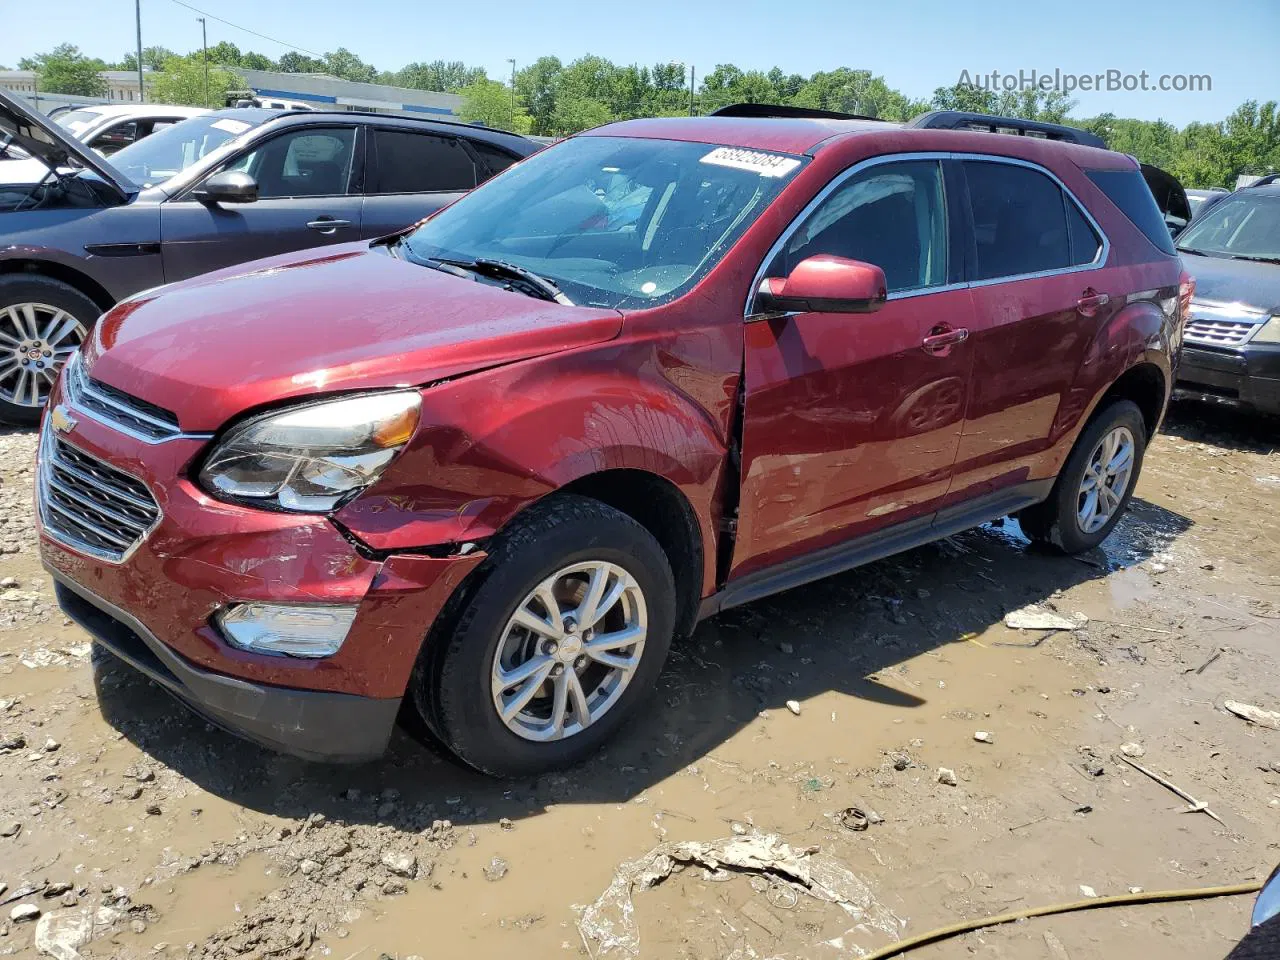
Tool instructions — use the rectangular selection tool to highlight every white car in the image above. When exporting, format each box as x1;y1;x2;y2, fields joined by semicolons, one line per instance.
0;104;208;165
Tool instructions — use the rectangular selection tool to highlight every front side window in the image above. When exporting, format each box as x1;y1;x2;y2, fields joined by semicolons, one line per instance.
767;159;948;293
1177;192;1280;263
228;127;356;199
400;136;805;309
965;161;1098;280
371;130;476;194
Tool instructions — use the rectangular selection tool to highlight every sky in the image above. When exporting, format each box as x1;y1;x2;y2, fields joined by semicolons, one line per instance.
2;0;1277;127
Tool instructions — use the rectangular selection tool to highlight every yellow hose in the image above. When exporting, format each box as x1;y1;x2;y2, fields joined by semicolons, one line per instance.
860;881;1264;960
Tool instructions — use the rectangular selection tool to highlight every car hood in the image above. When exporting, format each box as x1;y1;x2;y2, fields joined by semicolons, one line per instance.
0;89;132;200
84;244;625;431
1180;253;1280;317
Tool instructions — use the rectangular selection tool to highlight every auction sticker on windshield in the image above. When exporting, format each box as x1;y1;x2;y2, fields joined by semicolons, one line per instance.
211;118;252;135
700;147;801;178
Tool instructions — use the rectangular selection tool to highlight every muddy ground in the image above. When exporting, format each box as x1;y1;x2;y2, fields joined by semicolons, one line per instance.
1;400;1278;960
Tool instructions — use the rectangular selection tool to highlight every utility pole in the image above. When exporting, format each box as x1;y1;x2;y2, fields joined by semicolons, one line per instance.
507;58;516;130
198;17;209;108
688;65;696;117
134;0;145;102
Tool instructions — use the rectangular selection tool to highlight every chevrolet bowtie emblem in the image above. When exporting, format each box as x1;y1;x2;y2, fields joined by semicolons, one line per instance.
50;405;78;435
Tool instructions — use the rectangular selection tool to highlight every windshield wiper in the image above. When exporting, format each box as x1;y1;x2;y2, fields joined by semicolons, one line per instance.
434;257;574;306
1229;254;1280;265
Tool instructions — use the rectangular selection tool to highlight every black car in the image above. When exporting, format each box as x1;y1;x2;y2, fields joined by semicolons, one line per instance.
0;91;537;424
1176;182;1280;415
1186;187;1231;222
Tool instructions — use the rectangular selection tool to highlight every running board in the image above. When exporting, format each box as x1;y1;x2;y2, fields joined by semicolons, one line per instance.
698;479;1054;618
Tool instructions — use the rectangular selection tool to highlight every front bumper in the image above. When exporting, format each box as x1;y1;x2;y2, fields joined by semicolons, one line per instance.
36;377;484;762
1175;343;1280;414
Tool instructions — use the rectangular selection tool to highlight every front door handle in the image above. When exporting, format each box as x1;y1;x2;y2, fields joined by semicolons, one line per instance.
922;325;969;356
1077;290;1111;317
306;217;352;234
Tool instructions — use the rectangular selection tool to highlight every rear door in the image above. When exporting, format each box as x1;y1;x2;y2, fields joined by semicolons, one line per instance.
731;157;974;578
159;123;363;282
947;157;1117;503
360;128;480;238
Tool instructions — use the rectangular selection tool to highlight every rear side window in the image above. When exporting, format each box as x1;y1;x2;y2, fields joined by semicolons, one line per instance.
964;161;1081;280
1086;169;1176;255
1066;200;1103;265
468;140;521;180
372;130;477;194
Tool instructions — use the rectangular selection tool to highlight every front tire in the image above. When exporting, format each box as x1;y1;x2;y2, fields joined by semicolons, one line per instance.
410;494;676;778
1018;399;1147;554
0;275;97;426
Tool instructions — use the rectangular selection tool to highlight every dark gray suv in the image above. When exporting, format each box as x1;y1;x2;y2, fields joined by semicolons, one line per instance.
0;91;536;423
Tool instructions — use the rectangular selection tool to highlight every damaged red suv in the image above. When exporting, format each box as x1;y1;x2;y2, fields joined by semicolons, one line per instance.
37;107;1189;776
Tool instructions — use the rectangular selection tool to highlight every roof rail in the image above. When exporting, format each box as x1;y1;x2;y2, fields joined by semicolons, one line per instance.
709;102;885;122
907;110;1106;149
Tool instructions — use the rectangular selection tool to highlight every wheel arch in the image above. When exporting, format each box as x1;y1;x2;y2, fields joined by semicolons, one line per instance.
0;258;116;313
1096;361;1166;439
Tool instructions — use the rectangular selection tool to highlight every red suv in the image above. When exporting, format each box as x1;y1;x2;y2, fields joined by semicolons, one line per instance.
36;108;1189;776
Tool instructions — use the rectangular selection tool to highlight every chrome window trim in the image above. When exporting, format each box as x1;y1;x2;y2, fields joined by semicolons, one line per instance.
37;424;164;566
744;150;1112;317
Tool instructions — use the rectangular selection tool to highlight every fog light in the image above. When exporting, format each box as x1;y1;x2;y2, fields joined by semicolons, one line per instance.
216;603;358;658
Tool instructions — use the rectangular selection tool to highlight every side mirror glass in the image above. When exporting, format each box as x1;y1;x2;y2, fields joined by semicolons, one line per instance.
1253;864;1280;928
756;255;888;315
195;170;259;205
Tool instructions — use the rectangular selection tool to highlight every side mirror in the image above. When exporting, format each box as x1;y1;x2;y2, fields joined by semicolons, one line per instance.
756;255;888;315
1253;864;1280;929
194;170;259;205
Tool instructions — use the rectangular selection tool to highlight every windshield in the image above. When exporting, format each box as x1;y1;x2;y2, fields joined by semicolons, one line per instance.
55;109;108;139
1178;192;1280;262
401;136;806;309
102;113;261;188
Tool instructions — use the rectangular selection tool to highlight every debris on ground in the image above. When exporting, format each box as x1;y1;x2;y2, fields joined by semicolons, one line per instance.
785;700;801;716
576;834;900;958
484;856;509;881
1225;700;1280;730
1004;605;1087;631
937;768;958;786
1114;753;1225;825
1120;742;1146;758
1079;884;1098;898
974;731;994;743
837;807;869;831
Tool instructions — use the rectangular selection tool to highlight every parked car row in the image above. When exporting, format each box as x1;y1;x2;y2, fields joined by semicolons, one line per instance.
16;95;1200;777
0;90;538;422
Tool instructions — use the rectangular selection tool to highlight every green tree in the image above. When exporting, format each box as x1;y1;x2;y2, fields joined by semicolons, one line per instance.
792;68;914;119
118;45;175;72
21;44;107;96
514;56;564;135
457;79;531;133
390;60;485;92
205;41;243;67
321;48;377;83
240;52;275;71
276;51;326;74
148;54;237;108
551;96;611;134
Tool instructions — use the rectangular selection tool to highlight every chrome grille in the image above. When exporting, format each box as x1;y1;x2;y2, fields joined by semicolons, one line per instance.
1184;317;1256;347
38;428;160;562
65;354;181;441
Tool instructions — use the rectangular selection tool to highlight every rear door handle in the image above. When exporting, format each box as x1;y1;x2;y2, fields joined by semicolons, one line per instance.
306;217;352;234
1076;291;1111;317
922;325;969;356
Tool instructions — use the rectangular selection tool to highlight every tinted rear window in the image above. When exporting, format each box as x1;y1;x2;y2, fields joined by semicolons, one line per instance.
1086;169;1176;256
468;140;521;179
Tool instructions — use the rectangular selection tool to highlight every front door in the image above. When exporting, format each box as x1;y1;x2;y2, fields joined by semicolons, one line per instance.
160;124;363;283
731;158;973;579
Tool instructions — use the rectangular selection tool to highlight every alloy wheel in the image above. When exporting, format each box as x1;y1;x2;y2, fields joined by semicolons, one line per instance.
1077;425;1135;534
0;303;86;410
491;560;647;742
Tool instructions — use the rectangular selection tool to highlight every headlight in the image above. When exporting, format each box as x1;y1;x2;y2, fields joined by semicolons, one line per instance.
199;392;420;512
1252;316;1280;344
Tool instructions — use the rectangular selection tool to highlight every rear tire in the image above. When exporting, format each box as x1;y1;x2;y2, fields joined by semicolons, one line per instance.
409;494;676;778
0;275;99;426
1017;399;1147;554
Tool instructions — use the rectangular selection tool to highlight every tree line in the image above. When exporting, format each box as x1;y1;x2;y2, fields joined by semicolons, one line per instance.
10;44;1278;188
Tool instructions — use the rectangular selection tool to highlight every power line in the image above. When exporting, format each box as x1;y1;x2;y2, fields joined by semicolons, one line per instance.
165;0;325;58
